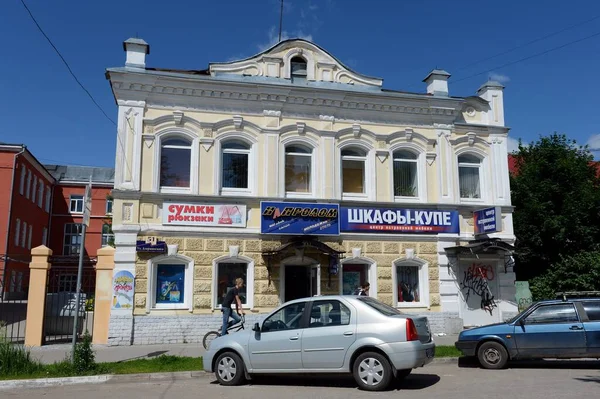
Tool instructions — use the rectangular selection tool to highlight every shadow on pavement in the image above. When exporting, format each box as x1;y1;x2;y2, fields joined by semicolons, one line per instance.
215;372;440;390
458;357;600;370
574;376;600;384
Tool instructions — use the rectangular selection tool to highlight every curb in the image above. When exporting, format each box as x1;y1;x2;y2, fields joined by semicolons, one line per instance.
0;358;461;390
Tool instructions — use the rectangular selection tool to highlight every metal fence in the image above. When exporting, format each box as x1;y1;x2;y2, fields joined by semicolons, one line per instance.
43;263;96;345
0;269;30;344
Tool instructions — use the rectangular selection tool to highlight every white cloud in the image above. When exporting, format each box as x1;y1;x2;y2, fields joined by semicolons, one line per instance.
257;26;313;52
586;134;600;151
488;72;510;83
507;137;520;153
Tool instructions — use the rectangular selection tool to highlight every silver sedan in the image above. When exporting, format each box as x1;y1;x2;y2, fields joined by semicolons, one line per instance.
203;295;435;391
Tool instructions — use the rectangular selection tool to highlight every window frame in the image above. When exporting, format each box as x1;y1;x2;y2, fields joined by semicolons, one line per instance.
37;182;44;208
392;258;430;309
26;170;32;199
389;145;427;203
63;223;83;255
306;299;352;329
14;219;20;247
106;199;113;215
216;135;257;196
212;255;255;310
32;175;37;204
283;141;316;198
147;254;195;311
154;131;199;195
21;221;27;248
27;224;32;249
339;144;373;201
42;227;48;246
101;223;114;247
457;152;484;201
69;194;84;214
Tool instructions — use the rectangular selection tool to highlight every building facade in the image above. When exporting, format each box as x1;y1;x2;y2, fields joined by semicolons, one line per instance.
0;144;54;297
105;38;517;345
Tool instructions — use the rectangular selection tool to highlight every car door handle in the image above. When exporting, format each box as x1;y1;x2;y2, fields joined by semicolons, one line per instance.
569;325;583;330
289;336;299;341
343;331;354;336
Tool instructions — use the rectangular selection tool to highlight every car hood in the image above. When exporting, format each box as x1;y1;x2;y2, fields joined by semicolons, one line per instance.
210;329;252;350
459;322;514;339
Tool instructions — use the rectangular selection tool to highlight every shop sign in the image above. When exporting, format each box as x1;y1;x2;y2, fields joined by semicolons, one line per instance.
260;201;340;235
473;206;502;235
163;202;247;227
340;206;460;234
136;236;167;253
112;270;134;309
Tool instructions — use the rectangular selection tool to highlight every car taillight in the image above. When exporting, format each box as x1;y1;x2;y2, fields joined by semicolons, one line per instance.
406;318;419;341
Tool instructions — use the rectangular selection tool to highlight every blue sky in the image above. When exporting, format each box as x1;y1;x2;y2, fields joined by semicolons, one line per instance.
2;0;600;167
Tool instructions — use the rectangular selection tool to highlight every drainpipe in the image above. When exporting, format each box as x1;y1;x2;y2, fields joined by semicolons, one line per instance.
2;146;26;284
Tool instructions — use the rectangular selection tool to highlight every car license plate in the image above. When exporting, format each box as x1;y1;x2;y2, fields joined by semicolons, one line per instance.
426;348;435;358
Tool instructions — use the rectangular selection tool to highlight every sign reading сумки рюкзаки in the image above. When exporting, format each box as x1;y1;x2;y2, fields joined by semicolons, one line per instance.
473;206;502;235
162;202;247;227
340;206;460;234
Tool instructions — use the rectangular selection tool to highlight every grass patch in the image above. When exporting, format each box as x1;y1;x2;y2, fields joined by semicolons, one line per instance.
435;345;462;357
0;355;204;381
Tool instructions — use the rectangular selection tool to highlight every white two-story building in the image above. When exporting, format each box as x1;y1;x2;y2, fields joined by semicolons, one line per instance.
105;37;517;345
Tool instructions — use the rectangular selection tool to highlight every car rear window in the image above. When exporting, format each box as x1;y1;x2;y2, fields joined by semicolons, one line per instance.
357;297;404;316
582;302;600;321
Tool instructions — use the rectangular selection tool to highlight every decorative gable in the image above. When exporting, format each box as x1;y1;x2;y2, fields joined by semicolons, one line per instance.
209;39;383;88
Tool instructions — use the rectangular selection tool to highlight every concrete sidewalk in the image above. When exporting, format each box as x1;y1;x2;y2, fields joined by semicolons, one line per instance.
28;334;458;365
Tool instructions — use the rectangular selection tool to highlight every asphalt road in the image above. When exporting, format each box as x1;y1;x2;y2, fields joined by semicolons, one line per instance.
2;361;599;399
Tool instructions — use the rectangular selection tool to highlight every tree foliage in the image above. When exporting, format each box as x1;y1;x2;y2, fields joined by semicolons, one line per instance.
510;133;600;281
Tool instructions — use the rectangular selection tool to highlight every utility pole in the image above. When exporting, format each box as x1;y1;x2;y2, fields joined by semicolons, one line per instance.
279;0;284;42
71;176;91;362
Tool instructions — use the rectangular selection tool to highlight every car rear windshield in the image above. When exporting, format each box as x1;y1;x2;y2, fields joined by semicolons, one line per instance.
357;297;404;316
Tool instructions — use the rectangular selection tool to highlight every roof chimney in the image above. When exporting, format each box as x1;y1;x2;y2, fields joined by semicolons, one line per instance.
123;38;150;69
477;80;505;126
423;69;450;96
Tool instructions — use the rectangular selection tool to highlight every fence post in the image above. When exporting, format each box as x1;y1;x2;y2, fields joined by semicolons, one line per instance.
92;246;115;344
24;245;52;347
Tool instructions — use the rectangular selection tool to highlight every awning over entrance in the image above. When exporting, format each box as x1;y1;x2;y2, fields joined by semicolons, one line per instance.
444;238;516;272
261;237;345;285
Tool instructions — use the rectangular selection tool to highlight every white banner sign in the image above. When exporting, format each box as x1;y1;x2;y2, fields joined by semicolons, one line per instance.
163;202;247;227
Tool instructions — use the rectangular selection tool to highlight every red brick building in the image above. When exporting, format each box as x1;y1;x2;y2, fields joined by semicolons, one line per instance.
0;144;54;292
0;143;114;298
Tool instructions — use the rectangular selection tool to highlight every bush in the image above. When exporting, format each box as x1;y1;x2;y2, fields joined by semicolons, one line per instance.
73;330;96;373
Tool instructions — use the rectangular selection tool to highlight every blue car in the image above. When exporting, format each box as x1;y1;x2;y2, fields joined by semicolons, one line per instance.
455;295;600;369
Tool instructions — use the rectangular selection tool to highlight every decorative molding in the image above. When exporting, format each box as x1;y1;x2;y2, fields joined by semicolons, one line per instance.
491;136;504;145
352;123;361;138
426;152;437;165
167;244;179;256
352;248;361;258
467;132;477;146
173;110;184;125
263;110;282;117
200;138;214;151
296;121;306;135
142;134;155;148
319;115;335;122
122;203;133;222
434;123;454;130
229;245;240;258
376;149;389;163
405;128;413;141
143;125;154;133
377;140;387;149
465;106;476;117
202;128;213;138
233;115;243;129
405;248;415;259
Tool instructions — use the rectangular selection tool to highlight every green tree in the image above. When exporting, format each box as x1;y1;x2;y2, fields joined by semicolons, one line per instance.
530;251;600;300
510;133;600;281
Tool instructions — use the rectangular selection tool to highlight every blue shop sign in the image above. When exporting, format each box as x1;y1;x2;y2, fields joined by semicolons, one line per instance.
136;238;167;253
340;206;460;234
260;201;340;236
473;206;502;235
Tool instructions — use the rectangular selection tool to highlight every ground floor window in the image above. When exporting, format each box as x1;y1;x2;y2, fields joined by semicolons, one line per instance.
148;254;194;311
341;264;368;295
393;259;429;308
213;256;254;309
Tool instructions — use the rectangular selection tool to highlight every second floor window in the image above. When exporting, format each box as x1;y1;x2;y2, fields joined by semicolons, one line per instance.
221;140;250;190
70;195;84;213
341;147;367;194
64;223;83;255
393;150;418;197
285;145;312;194
106;199;113;215
458;154;482;199
102;223;114;246
160;137;191;188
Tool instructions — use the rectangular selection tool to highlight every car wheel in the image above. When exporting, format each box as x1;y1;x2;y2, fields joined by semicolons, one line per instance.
214;351;246;386
477;341;508;369
352;352;393;391
396;368;412;380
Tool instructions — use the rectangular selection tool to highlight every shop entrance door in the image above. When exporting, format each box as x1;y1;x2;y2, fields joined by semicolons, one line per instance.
459;261;501;327
284;265;320;303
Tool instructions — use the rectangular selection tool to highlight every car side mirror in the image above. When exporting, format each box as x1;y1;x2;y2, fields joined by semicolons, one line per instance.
518;318;525;326
252;322;261;332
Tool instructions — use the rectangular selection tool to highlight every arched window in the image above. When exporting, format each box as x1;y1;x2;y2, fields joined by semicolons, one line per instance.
148;254;194;311
160;137;192;188
221;140;250;190
285;144;312;193
341;147;367;194
393;257;429;308
290;56;307;83
393;150;418;197
458;154;481;199
213;255;255;309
